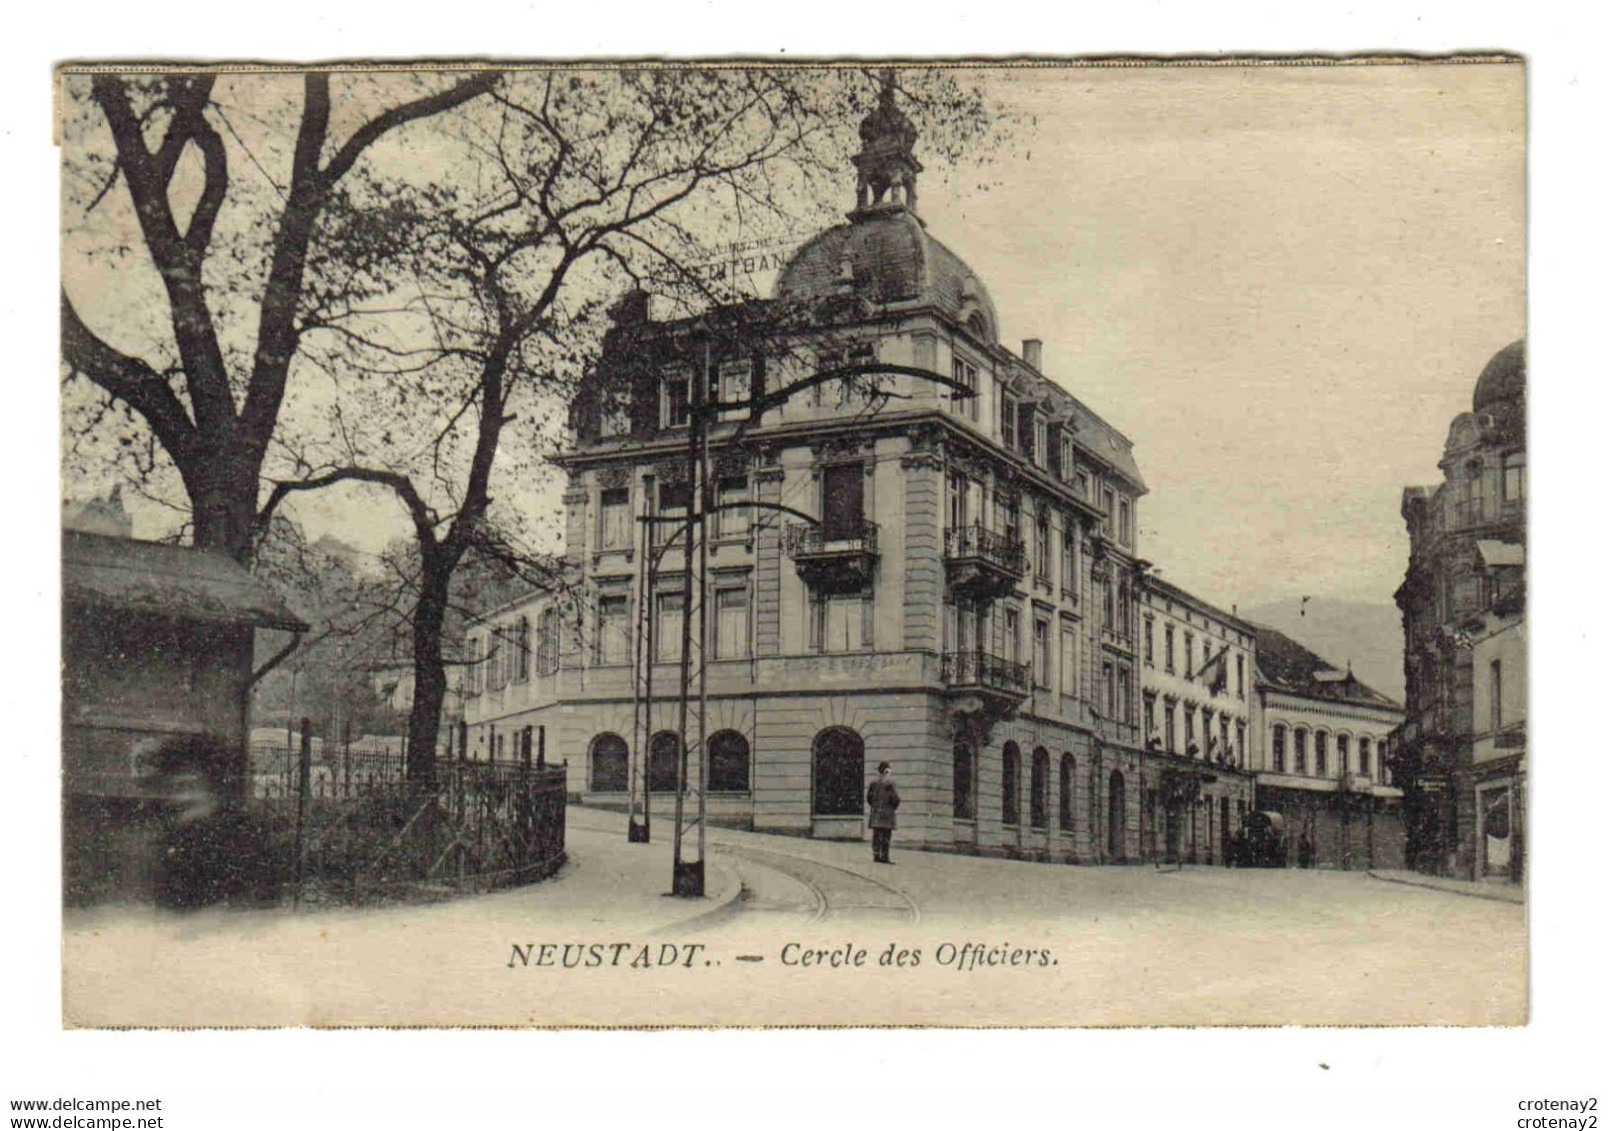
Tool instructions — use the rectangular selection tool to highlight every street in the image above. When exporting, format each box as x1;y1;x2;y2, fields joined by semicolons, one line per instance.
62;806;1526;1028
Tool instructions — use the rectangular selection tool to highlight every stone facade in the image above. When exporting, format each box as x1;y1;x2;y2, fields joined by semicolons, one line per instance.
1391;341;1526;880
461;84;1271;865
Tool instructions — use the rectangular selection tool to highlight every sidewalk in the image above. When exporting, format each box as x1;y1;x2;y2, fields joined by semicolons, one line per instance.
557;805;744;932
1368;868;1526;904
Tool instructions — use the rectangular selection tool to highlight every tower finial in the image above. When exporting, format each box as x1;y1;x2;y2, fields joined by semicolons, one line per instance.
851;68;922;217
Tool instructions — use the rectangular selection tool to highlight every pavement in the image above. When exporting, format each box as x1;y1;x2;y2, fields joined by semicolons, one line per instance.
1367;868;1527;904
60;805;1528;1028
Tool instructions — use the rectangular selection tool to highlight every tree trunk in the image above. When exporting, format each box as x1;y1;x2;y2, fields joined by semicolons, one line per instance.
180;439;261;565
406;560;453;786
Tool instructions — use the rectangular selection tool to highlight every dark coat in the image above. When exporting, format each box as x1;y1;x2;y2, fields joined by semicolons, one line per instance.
867;778;901;829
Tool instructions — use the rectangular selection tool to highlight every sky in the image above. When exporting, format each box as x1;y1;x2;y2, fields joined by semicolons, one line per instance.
64;61;1526;614
914;62;1525;613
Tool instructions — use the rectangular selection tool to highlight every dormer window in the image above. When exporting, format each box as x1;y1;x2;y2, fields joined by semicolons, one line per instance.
1000;394;1018;450
661;366;690;428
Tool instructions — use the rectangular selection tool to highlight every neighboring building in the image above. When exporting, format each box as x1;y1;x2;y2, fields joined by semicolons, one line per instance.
1136;577;1258;864
63;484;134;539
1250;624;1405;870
62;530;305;903
1391;341;1526;880
463;82;1204;863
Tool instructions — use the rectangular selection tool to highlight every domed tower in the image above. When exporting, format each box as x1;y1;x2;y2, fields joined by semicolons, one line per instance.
774;71;1000;343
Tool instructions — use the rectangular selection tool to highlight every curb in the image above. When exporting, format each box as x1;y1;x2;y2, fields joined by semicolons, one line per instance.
1366;870;1525;905
649;854;747;935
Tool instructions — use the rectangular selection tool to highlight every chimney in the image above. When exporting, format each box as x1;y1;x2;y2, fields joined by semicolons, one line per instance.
1022;339;1043;370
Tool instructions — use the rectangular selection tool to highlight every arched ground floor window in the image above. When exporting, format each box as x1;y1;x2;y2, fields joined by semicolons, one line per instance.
589;733;628;792
707;730;751;793
812;727;865;816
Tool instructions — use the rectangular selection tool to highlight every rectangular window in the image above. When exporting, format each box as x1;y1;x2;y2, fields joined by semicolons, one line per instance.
1034;618;1051;687
600;487;631;550
1315;731;1328;777
1165;624;1176;673
1120;499;1133;545
1023;410;1043;467
1337;733;1350;774
600;402;630;437
1002;495;1022;548
654;480;690;548
947;471;969;532
1165;699;1177;753
715;476;749;540
1235;721;1246;763
1144;692;1156;740
486;630;503;691
1060;625;1078;696
1490;660;1503;731
1102;661;1115;717
1503;456;1525;502
1294;730;1307;775
598;596;630;666
821;463;865;541
717;359;751;421
951;357;979;421
715;588;749;660
1117;666;1131;724
1273;725;1286;773
1097;578;1112;630
820;593;866;653
1102;488;1116;534
1359;738;1371;777
466;636;482;696
1144;616;1155;664
513;618;530;683
1075;471;1090;499
1236;654;1245;699
1117;582;1131;635
1184;632;1194;679
1004;607;1021;665
1061;526;1077;593
661;367;690;428
1035;510;1051;579
1001;394;1018;450
656;592;685;663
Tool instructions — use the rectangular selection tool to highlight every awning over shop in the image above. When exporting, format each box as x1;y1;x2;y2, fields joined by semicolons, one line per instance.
1476;539;1525;568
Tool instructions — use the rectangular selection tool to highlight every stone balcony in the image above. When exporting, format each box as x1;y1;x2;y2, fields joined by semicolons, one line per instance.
942;648;1032;707
784;519;879;593
944;523;1027;601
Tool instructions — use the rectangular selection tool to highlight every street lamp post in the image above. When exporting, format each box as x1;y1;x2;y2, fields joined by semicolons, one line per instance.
621;317;976;898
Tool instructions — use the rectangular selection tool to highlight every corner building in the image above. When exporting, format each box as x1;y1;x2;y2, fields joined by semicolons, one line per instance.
463;85;1254;861
1391;341;1526;880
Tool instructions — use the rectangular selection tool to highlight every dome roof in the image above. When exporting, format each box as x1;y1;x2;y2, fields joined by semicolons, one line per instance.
774;208;999;342
1473;339;1526;413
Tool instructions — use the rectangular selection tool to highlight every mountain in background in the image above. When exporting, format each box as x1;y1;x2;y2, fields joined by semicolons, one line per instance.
1238;597;1405;704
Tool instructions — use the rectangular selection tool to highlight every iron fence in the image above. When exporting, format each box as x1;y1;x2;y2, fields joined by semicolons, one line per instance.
247;741;567;905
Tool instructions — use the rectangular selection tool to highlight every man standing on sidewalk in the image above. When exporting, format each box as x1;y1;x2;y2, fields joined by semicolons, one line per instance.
868;761;900;865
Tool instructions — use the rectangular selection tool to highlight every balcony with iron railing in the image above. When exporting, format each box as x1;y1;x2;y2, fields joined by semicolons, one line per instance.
785;519;879;592
944;523;1027;601
941;649;1032;705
